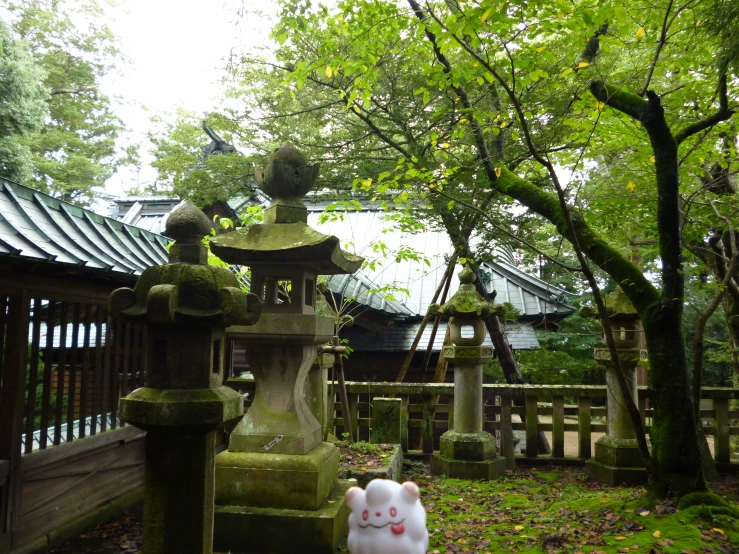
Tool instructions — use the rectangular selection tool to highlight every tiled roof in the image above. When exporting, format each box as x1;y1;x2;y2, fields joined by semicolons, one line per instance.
341;320;539;352
112;197;184;235
324;272;415;318
0;178;169;276
306;206;576;322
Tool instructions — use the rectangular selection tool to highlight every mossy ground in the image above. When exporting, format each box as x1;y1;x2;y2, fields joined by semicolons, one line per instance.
49;463;739;553
396;463;739;554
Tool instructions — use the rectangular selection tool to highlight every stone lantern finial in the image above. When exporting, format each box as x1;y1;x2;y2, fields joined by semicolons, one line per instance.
254;142;321;223
164;200;213;264
458;264;476;286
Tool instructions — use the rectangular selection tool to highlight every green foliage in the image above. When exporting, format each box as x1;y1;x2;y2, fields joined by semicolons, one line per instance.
337;433;379;454
6;0;130;205
485;305;603;388
145;109;256;206
0;19;47;183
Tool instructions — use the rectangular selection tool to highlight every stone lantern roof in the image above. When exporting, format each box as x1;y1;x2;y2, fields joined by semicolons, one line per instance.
602;288;640;321
430;265;496;319
110;200;260;327
210;143;363;275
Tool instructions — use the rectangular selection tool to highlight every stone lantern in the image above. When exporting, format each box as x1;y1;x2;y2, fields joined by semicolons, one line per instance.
209;143;364;553
585;288;649;485
109;201;261;554
429;265;506;480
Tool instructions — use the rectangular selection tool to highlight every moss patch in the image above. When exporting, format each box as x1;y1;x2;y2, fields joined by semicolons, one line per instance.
340;464;739;554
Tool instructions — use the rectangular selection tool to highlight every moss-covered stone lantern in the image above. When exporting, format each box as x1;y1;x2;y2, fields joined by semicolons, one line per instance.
429;265;507;480
585;288;649;486
109;201;261;554
209;143;364;553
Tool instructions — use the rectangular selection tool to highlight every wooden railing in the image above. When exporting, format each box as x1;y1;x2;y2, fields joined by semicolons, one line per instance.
227;378;739;467
0;294;145;454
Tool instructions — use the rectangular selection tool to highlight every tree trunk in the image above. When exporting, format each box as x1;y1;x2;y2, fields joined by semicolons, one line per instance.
722;297;739;378
645;310;706;494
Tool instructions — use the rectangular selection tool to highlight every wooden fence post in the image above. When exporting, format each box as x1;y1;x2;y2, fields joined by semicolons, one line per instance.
714;397;730;464
578;397;592;460
501;395;515;469
0;292;31;549
525;396;538;458
399;395;409;453
552;396;565;459
349;392;360;442
422;396;434;455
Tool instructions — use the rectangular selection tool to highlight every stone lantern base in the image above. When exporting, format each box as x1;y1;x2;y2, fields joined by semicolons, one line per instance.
215;443;339;511
214;443;350;553
431;431;506;481
213;479;353;553
585;436;648;486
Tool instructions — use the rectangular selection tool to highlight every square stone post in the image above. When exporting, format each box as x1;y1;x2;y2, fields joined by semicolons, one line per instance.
371;398;402;444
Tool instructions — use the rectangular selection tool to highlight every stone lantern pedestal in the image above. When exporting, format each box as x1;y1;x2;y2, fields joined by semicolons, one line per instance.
430;266;506;481
585;289;649;486
209;144;364;553
110;202;261;554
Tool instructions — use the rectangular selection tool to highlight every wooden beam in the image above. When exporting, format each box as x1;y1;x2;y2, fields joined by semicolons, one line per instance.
0;267;121;304
0;292;31;538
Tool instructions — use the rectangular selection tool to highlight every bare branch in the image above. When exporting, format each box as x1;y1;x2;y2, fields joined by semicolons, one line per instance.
50;85;97;96
674;70;734;145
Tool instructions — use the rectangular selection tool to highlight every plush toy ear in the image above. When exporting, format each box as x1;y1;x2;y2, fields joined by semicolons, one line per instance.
345;486;363;510
400;481;420;502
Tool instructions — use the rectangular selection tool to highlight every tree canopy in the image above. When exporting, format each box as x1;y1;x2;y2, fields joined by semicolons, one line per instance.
2;0;130;205
0;18;47;183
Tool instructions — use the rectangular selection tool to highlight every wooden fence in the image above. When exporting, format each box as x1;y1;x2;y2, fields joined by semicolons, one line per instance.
0;291;146;552
228;378;739;468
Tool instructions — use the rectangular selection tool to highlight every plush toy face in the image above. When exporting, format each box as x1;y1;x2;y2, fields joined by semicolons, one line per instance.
345;479;429;554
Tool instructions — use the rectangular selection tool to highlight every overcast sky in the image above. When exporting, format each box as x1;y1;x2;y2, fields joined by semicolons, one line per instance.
97;0;278;206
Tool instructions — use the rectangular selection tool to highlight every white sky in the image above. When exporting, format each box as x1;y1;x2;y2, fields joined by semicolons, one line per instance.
96;0;279;207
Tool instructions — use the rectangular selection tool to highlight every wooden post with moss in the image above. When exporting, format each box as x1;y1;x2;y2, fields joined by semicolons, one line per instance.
109;201;261;554
585;289;649;486
209;143;364;554
430;265;506;480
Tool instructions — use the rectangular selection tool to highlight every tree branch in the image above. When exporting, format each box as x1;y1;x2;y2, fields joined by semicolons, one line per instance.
50;85;97;96
674;70;734;145
435;189;584;273
640;0;674;96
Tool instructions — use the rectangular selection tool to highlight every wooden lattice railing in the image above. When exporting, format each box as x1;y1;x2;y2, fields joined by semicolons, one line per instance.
227;378;739;466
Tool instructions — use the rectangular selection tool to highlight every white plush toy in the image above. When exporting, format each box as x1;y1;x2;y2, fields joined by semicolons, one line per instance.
345;479;429;554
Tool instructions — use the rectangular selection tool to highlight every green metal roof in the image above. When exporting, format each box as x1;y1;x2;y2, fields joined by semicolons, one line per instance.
0;178;170;277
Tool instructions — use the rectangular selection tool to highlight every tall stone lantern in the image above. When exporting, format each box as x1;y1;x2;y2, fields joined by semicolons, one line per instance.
109;201;261;554
429;266;507;480
585;288;649;485
209;143;364;553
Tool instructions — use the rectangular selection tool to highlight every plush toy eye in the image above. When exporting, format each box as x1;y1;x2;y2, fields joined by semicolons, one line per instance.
362;509;369;521
390;506;397;518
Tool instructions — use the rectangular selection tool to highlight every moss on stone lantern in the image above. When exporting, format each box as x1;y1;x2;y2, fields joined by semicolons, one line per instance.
110;200;262;554
210;143;363;554
586;287;649;486
429;265;506;481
